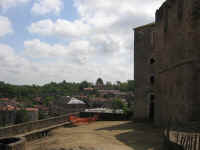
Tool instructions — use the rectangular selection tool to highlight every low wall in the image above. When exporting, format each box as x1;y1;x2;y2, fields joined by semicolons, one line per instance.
164;130;200;150
0;112;79;138
0;137;26;150
80;112;131;121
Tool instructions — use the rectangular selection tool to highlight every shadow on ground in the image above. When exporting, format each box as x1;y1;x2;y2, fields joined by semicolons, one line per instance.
96;122;163;150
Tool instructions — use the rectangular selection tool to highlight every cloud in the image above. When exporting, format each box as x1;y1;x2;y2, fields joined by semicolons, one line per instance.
0;43;33;83
31;0;63;16
0;0;30;11
28;19;90;38
24;39;67;58
24;39;94;64
0;16;13;37
1;0;166;84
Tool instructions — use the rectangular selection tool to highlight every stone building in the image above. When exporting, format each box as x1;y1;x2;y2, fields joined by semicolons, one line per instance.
134;0;200;127
134;23;156;123
25;108;39;122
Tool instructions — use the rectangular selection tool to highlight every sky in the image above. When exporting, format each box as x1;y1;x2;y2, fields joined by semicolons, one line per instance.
0;0;165;85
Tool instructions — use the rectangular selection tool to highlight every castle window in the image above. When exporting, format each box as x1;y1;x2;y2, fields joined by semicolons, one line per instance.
150;76;155;85
150;58;155;64
150;94;155;101
149;94;155;121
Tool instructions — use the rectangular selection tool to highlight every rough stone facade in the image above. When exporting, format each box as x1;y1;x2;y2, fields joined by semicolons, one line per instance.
134;23;156;122
134;0;200;127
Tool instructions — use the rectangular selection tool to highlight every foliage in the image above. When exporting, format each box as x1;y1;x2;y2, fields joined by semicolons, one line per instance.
0;81;82;99
79;81;91;91
0;79;135;106
112;98;129;114
127;80;135;92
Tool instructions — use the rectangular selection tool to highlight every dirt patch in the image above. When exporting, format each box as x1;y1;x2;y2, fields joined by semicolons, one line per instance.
27;121;162;150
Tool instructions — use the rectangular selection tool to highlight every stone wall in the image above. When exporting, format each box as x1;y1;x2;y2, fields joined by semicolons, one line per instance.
134;0;200;127
80;112;132;121
0;113;78;138
0;137;26;150
134;23;156;121
26;110;38;122
155;0;200;127
164;130;200;150
0;111;17;127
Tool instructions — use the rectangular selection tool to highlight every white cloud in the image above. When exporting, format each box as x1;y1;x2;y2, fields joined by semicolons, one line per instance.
24;39;94;64
0;0;30;11
0;16;13;37
28;19;90;38
31;0;63;16
24;39;67;58
1;0;166;84
0;43;33;84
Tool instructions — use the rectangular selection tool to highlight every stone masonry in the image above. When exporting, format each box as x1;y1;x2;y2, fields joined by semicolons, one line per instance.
134;0;200;127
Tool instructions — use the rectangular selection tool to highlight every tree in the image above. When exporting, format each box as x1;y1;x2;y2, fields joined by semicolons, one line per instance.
127;80;135;92
111;98;130;115
105;81;112;90
112;98;124;110
119;82;128;91
79;81;90;91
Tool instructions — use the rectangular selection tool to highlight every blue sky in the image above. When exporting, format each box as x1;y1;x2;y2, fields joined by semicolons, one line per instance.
0;0;164;85
1;0;78;50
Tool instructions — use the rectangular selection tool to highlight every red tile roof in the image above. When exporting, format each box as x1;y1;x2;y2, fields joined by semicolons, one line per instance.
25;108;39;112
0;98;9;101
0;104;20;111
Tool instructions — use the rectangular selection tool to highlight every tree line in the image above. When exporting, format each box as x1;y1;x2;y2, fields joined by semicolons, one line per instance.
0;79;135;100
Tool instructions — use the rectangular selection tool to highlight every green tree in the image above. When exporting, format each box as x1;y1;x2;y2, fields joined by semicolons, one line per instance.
79;81;90;91
105;81;113;90
127;80;135;92
112;98;129;114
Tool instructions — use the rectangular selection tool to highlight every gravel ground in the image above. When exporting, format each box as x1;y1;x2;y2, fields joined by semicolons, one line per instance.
27;121;162;150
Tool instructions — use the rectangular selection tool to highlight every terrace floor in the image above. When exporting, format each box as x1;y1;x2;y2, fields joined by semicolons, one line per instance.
27;121;163;150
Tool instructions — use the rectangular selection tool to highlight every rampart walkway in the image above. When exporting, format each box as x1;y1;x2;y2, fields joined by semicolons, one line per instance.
27;121;163;150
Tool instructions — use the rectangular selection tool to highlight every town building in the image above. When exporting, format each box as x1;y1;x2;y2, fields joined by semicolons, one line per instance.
134;0;200;127
49;97;87;116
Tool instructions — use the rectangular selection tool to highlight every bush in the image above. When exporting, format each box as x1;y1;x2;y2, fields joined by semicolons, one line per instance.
112;98;129;114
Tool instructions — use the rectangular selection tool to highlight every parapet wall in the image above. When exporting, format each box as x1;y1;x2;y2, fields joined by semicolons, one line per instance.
164;130;200;150
0;137;26;150
0;113;79;138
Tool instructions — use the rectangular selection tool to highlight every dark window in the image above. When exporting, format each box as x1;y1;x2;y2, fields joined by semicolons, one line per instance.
150;58;155;64
150;76;155;85
150;94;155;101
149;94;155;121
